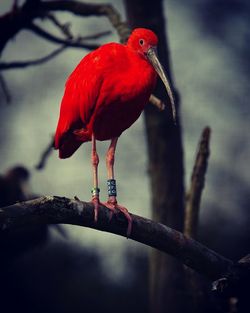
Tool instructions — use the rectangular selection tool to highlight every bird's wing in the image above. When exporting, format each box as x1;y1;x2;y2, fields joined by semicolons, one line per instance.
54;43;126;158
54;52;103;152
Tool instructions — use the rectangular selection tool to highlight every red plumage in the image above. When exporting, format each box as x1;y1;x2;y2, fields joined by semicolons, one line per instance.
55;29;158;158
54;28;176;236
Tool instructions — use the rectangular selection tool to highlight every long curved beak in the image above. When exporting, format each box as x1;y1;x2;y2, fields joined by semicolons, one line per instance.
147;47;176;124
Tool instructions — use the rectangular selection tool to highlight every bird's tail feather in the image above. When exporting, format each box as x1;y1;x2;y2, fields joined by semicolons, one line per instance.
58;137;83;159
55;129;91;159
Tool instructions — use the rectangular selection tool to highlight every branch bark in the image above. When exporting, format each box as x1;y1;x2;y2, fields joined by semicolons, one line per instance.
35;136;55;170
28;23;100;50
183;127;211;313
0;0;163;110
0;73;11;103
184;127;211;239
0;0;129;53
0;46;67;70
0;195;232;280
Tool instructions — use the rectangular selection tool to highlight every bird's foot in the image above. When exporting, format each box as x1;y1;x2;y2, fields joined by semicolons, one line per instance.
104;196;132;237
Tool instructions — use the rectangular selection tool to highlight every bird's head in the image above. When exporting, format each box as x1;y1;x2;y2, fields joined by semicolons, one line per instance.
127;28;159;56
127;28;176;123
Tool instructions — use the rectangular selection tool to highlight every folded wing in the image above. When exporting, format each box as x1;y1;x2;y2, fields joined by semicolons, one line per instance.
54;52;103;158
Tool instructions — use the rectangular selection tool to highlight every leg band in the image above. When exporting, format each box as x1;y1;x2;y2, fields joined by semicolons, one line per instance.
91;187;100;197
107;179;117;197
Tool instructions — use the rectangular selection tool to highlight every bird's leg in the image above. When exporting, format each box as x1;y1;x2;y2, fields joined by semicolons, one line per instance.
105;137;119;213
105;137;132;237
91;133;101;222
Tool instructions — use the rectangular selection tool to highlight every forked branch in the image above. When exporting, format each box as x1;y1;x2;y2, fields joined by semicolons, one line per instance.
0;0;165;110
28;23;100;50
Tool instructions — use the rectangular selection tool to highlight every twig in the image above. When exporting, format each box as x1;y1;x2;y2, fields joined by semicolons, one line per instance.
0;195;232;280
28;23;100;50
28;1;163;108
149;94;165;111
35;136;55;170
184;127;211;239
0;0;164;109
37;1;131;43
46;14;111;41
0;74;11;103
46;13;73;39
0;45;67;71
76;31;112;41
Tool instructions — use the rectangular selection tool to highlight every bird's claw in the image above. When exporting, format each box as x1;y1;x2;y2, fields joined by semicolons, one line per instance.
91;196;132;237
104;197;132;238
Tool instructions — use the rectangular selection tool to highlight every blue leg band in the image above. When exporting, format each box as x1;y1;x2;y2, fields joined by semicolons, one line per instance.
107;179;117;197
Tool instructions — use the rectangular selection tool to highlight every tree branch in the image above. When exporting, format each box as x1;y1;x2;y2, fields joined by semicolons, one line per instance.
46;14;112;41
184;127;211;239
46;13;74;39
0;73;11;103
0;45;67;70
28;23;100;50
35;136;55;170
183;127;211;313
36;0;131;43
0;0;128;53
149;94;165;111
0;0;164;110
0;195;233;280
76;31;112;41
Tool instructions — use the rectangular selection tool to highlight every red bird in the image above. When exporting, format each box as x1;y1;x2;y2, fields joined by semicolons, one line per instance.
55;28;176;236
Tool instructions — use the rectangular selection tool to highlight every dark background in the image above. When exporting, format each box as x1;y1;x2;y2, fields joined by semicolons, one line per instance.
0;0;249;312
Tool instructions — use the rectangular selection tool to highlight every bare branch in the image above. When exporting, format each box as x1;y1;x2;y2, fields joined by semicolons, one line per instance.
36;1;116;16
76;31;112;41
36;1;131;43
0;46;67;71
0;74;11;103
29;2;164;113
35;136;55;170
0;0;164;109
184;127;211;239
149;94;165;111
46;13;74;39
46;14;111;41
28;23;100;49
0;195;232;280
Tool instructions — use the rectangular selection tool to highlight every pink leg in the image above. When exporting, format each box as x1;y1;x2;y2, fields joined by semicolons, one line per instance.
91;133;100;222
105;137;132;237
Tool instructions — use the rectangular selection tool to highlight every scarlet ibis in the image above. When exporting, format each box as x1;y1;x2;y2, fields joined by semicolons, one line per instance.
55;28;176;236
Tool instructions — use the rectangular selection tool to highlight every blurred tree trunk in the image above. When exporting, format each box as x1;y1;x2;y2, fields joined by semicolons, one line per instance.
124;1;186;313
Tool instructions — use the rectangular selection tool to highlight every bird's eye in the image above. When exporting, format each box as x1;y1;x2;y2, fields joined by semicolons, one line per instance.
139;39;144;46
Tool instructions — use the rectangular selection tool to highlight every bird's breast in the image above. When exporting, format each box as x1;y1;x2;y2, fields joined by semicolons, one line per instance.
91;61;157;141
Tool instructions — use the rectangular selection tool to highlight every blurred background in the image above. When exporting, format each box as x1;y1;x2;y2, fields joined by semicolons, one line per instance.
0;0;249;313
